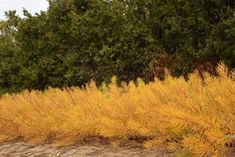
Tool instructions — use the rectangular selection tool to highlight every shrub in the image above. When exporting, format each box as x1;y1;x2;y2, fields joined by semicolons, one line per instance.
0;64;234;156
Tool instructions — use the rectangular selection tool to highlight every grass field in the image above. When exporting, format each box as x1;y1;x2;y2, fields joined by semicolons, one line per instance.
0;64;234;156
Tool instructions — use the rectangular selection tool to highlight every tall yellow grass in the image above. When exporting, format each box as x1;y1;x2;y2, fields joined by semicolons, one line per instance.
0;64;234;156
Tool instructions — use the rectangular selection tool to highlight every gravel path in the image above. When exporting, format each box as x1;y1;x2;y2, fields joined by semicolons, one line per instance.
0;142;174;157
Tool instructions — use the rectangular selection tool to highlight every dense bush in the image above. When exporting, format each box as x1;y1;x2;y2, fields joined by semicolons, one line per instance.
0;0;235;93
0;64;234;156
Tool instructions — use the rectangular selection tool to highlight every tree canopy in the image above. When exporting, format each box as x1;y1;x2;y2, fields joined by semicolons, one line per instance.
0;0;235;94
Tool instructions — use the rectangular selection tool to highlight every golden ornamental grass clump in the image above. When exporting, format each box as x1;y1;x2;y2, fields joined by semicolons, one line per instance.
0;63;234;156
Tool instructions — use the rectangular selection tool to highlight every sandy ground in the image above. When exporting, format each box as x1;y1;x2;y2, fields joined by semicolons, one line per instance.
0;142;174;157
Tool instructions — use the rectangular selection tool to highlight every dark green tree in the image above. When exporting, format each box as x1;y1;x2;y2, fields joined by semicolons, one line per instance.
0;0;234;94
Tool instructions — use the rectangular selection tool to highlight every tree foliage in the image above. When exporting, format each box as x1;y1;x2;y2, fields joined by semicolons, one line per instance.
0;0;234;93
